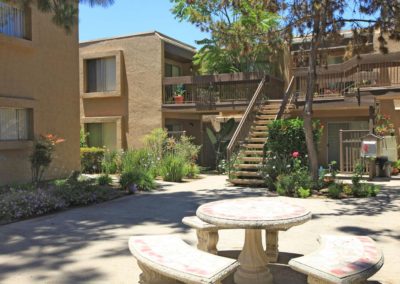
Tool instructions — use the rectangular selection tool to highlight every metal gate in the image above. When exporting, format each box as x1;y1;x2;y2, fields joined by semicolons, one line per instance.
339;130;370;172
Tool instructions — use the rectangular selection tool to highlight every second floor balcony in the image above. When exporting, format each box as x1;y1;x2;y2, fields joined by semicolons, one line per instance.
162;72;284;112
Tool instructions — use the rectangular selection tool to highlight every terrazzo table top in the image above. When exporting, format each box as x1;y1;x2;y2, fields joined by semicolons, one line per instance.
197;197;312;229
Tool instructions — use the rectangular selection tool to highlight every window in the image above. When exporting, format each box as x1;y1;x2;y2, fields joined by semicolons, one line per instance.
0;108;31;141
0;1;30;39
165;63;181;77
85;122;116;150
86;57;116;93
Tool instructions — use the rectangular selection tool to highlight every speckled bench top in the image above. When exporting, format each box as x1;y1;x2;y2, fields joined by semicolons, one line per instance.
289;235;384;283
129;235;239;283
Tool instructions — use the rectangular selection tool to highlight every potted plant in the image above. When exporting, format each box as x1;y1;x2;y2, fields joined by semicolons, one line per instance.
173;84;185;104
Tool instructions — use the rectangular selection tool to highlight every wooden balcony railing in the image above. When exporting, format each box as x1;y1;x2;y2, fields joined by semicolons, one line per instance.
163;72;284;109
226;75;270;164
293;52;400;99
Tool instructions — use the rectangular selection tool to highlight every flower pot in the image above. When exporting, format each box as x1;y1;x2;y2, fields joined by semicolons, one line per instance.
174;96;184;104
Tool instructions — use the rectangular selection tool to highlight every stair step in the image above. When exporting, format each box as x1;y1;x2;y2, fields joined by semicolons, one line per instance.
261;105;281;110
258;109;279;115
250;131;268;137
241;157;263;162
234;171;261;177
242;150;264;155
229;179;265;186
254;120;273;125
252;126;269;131
247;137;268;143
257;115;276;120
244;144;265;149
234;163;262;169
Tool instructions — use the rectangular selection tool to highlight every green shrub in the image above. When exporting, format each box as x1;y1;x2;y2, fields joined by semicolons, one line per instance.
353;183;380;198
328;183;343;199
174;135;201;164
80;147;105;173
273;156;313;197
143;128;168;170
121;149;156;177
80;128;89;148
0;189;67;222
265;118;323;161
53;179;120;206
297;187;311;198
30;134;64;184
342;184;353;195
185;163;200;178
119;169;155;191
352;163;364;187
102;150;121;174
276;174;296;196
160;154;187;182
261;154;291;190
98;174;113;186
0;178;124;223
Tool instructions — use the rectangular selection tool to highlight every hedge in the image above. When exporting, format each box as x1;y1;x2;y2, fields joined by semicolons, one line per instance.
80;147;105;173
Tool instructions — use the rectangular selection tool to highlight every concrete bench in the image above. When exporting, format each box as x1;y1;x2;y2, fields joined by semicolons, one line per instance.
182;216;281;262
129;235;239;284
289;235;384;284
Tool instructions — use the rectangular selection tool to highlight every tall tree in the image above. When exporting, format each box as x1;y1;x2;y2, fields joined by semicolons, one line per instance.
171;0;281;74
275;0;400;181
6;0;114;32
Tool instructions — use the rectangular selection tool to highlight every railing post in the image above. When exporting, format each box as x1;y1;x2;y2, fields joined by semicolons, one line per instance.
339;129;344;173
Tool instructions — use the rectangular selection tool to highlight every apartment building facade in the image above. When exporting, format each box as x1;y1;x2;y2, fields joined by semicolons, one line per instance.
288;30;400;168
0;1;80;185
79;31;195;151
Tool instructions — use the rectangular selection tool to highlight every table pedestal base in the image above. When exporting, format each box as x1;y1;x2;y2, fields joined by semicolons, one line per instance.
266;230;279;262
234;229;273;284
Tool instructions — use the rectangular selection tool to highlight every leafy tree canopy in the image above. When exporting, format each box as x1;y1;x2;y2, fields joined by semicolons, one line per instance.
171;0;281;74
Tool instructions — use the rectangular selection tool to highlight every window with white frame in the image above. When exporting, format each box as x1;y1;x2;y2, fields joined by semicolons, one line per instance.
86;57;117;93
0;108;31;141
0;1;30;39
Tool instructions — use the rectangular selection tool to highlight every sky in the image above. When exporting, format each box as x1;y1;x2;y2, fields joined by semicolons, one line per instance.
79;0;206;48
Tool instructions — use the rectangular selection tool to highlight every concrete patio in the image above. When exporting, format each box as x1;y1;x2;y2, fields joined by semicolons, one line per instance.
0;175;399;284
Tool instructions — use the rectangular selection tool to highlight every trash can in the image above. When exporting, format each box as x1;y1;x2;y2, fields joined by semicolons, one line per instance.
375;156;390;177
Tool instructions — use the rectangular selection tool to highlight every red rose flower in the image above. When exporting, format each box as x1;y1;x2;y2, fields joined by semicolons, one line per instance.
292;151;299;158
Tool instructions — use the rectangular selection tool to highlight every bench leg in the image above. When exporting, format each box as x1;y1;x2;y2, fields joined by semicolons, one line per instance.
137;261;180;284
307;275;330;284
196;229;219;255
265;230;279;263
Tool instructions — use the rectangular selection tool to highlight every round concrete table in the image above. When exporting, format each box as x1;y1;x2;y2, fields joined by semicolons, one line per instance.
196;197;312;284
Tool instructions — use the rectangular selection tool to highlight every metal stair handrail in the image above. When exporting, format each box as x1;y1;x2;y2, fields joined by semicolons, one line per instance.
226;75;268;163
276;76;295;120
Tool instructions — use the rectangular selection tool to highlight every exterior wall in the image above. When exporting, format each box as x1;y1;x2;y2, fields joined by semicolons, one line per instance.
80;34;164;149
0;4;80;185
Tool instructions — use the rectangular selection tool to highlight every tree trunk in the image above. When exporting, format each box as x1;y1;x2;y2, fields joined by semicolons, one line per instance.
304;4;322;182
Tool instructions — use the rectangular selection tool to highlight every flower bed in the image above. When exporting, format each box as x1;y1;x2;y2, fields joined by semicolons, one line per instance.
0;177;125;225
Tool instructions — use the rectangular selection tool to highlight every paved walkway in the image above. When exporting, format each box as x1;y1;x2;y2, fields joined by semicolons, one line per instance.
0;175;399;284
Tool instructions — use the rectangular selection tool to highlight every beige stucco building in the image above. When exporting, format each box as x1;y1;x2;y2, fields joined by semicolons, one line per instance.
79;31;196;151
80;30;400;170
0;1;80;185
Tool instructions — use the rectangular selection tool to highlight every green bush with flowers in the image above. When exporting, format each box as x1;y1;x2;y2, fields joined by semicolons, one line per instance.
374;114;395;136
261;118;323;194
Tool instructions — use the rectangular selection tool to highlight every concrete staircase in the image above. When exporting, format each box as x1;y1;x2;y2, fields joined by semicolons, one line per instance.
229;101;282;186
